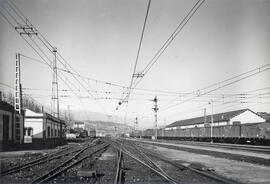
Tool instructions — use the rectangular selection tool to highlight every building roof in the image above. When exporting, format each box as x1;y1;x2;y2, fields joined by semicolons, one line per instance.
257;112;270;121
0;100;15;112
166;109;250;128
25;108;64;123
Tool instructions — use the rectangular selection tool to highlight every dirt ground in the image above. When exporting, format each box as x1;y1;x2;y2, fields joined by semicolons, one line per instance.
146;144;270;184
135;139;270;159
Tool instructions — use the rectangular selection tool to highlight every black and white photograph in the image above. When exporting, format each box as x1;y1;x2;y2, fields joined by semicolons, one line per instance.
0;0;270;183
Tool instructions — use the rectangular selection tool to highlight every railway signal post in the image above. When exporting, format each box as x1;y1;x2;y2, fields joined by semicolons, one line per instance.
134;117;138;137
152;96;159;139
209;99;214;143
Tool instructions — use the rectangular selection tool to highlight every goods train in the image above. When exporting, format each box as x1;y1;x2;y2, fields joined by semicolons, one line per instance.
68;121;96;139
134;122;270;145
68;127;96;139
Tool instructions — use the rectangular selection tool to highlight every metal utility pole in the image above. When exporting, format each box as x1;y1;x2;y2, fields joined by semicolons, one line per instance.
15;53;22;114
204;108;207;124
67;105;71;133
51;47;59;118
14;53;23;143
134;117;138;137
209;99;214;143
162;118;166;137
114;126;117;138
152;96;158;139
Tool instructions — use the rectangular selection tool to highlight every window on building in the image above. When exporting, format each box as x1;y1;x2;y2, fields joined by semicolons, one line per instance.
24;128;27;136
47;126;50;137
3;115;10;141
15;135;20;140
27;128;32;136
15;123;20;128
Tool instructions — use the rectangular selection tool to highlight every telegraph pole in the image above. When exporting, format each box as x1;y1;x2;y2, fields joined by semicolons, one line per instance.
152;96;158;139
51;47;59;118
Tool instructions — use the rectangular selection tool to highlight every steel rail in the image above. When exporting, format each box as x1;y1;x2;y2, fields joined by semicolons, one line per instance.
110;139;176;183
176;141;270;154
134;141;243;184
114;149;123;184
0;146;73;176
112;143;178;184
1;148;82;176
126;140;176;181
31;143;109;184
132;138;270;154
30;145;90;184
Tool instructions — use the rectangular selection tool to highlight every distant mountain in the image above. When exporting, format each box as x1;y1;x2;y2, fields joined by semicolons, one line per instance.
72;110;114;122
84;120;133;136
70;109;133;135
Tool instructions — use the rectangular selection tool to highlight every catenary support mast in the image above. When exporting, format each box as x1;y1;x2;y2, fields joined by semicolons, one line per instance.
152;96;158;139
51;47;59;118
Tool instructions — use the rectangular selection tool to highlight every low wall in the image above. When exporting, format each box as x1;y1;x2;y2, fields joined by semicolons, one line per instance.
0;138;67;151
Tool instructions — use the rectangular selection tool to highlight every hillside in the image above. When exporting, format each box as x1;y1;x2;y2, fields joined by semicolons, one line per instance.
84;120;133;136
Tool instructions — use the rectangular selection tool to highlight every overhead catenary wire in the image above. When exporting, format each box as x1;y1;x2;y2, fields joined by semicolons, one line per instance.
1;0;269;124
22;86;270;99
0;7;96;119
20;91;270;102
139;89;270;120
19;47;216;96
10;42;269;115
119;0;152;108
0;0;108;114
8;0;55;49
118;0;206;106
168;92;270;120
160;63;270;112
3;0;106;113
137;62;270;119
0;82;51;113
141;85;270;123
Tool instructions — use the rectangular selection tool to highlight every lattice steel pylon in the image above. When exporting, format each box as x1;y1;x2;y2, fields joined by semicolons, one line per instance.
15;53;22;114
51;47;59;118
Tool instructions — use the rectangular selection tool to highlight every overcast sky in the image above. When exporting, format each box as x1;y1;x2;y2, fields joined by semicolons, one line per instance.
0;0;270;129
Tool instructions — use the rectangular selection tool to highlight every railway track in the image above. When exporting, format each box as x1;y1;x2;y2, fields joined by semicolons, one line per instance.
112;139;243;184
1;145;80;176
31;142;109;184
1;138;251;184
114;149;123;184
1;138;108;183
132;138;270;154
173;141;270;154
108;139;173;184
134;141;242;184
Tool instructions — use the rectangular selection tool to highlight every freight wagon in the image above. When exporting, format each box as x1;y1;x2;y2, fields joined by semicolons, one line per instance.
138;109;270;145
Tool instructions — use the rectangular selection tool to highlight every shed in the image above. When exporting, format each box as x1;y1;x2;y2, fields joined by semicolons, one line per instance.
166;109;266;130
